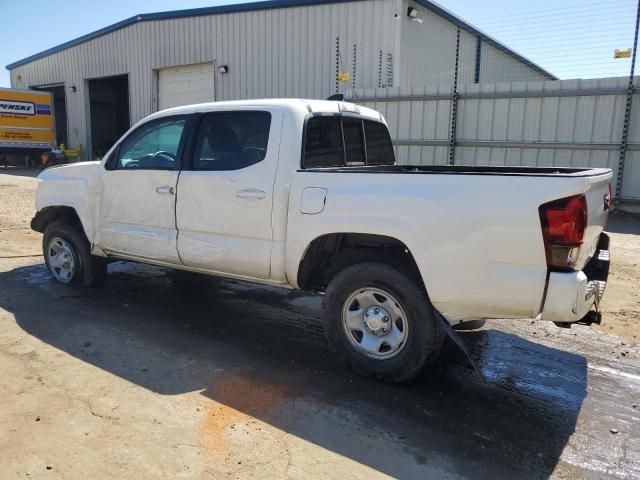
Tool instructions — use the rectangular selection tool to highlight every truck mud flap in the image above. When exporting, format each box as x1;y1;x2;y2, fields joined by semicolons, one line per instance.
433;309;481;378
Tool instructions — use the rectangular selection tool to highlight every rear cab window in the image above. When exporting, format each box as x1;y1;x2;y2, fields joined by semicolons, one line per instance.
363;120;395;165
342;117;366;166
302;116;344;168
302;114;395;168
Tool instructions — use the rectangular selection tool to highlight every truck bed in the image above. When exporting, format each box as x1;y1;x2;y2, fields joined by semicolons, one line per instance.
289;163;612;323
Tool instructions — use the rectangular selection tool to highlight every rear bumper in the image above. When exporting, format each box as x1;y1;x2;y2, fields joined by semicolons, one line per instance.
541;233;610;323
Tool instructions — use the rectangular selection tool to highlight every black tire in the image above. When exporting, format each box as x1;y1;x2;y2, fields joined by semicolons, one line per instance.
43;220;107;287
323;262;444;383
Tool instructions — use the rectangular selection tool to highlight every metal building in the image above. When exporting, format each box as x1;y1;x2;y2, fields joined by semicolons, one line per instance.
6;0;554;159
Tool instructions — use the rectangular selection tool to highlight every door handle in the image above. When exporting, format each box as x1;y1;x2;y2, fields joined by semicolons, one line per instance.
237;188;266;199
156;185;175;195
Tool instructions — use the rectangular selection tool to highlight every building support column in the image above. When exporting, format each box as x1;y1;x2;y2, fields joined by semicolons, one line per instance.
474;36;482;84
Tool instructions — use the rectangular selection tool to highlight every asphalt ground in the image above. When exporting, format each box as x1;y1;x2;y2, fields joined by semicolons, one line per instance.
0;168;638;479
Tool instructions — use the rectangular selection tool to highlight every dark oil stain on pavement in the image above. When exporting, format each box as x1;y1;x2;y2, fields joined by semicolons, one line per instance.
1;261;639;479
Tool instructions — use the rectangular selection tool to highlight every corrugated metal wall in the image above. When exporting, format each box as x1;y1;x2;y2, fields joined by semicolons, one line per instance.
399;2;476;86
479;43;548;83
8;0;550;159
9;0;398;156
400;0;549;87
347;76;640;201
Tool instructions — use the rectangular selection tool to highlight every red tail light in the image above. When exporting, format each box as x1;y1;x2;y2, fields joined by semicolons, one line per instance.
539;194;587;270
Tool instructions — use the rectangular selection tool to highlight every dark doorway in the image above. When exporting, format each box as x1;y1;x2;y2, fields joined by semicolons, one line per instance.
32;84;68;147
88;75;130;159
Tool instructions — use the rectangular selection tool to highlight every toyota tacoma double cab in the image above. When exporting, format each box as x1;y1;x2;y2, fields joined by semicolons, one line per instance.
31;99;612;382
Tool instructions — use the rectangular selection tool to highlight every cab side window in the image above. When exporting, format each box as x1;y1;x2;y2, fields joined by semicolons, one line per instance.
303;116;344;168
113;117;186;170
363;120;395;166
193;111;271;171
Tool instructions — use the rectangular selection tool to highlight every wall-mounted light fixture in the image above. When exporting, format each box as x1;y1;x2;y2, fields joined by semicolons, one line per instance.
218;65;229;74
70;85;77;92
407;7;422;23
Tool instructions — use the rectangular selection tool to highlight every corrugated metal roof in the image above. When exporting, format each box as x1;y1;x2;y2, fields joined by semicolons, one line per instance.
6;0;555;79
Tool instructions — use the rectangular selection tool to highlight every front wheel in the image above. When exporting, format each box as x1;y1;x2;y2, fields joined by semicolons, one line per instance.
43;221;107;287
323;262;444;383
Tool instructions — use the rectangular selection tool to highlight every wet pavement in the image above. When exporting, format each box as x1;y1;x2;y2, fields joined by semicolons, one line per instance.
0;259;638;479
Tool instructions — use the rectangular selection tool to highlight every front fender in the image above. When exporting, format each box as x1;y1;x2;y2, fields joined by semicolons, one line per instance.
35;162;100;242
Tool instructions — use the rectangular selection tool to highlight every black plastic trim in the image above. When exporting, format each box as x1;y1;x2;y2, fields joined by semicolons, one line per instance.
298;164;612;177
582;233;610;284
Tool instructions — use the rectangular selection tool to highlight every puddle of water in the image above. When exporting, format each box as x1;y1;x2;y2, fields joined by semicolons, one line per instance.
21;264;52;286
588;363;640;383
288;296;323;309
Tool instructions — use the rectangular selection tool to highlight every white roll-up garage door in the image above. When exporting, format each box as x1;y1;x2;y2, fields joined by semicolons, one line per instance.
158;62;215;111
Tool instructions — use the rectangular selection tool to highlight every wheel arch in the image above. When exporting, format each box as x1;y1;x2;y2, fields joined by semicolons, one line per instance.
31;206;89;241
296;232;425;293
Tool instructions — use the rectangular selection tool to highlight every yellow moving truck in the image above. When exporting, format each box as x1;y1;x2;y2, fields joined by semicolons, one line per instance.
1;87;55;159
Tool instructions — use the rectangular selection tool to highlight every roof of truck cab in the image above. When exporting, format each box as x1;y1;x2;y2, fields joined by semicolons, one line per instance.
150;98;384;121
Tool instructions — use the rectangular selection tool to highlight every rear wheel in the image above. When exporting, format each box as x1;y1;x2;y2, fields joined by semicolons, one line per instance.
323;262;444;383
43;221;107;287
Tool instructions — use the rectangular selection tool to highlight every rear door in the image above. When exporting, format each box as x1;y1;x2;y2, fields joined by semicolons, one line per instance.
96;116;188;263
176;108;282;279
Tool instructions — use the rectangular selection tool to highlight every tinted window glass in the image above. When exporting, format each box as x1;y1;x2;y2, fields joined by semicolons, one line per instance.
116;118;186;170
343;117;365;165
364;120;395;165
193;111;271;171
303;116;344;168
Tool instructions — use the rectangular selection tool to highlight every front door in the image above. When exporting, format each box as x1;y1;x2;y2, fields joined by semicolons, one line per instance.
176;109;281;279
96;116;188;264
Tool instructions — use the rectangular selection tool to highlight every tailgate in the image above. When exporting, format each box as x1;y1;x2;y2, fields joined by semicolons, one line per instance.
576;172;612;270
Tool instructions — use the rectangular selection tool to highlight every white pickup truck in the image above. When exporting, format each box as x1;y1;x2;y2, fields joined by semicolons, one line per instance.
31;99;612;382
